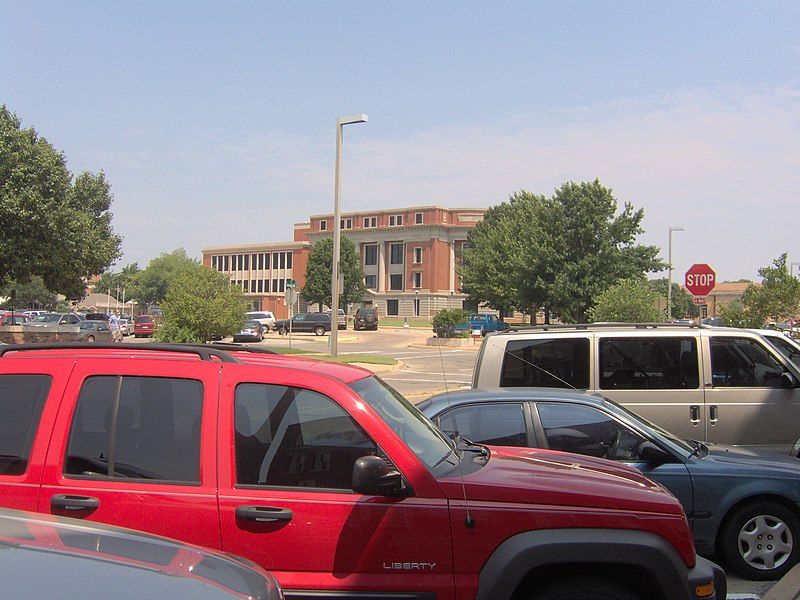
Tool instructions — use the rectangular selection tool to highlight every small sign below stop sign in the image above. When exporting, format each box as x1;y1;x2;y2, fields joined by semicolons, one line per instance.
685;264;716;296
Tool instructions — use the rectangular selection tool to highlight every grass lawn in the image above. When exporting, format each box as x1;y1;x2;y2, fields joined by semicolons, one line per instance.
379;318;432;329
268;346;397;366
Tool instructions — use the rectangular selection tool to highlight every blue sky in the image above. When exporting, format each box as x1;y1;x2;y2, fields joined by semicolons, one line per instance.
2;1;799;281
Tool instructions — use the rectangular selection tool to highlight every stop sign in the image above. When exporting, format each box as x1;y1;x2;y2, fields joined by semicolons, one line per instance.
685;264;716;296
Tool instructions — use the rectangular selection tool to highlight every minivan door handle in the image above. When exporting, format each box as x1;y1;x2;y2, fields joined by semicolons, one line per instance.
235;505;293;523
51;494;100;511
689;405;701;424
709;405;719;424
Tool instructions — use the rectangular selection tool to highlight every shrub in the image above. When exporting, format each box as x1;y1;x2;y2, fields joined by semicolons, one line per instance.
432;308;470;338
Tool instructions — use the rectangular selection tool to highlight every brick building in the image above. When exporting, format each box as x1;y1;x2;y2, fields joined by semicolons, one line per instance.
202;205;485;319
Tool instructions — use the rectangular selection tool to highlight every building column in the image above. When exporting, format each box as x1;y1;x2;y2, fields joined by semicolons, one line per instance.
448;242;455;292
378;242;386;292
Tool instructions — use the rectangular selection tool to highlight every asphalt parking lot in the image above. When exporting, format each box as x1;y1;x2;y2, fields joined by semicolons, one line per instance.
126;326;775;598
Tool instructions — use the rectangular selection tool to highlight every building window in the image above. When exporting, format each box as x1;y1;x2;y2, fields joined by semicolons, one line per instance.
414;247;422;264
264;279;270;293
273;253;279;270
365;275;377;289
279;279;286;292
389;214;403;226
223;255;229;271
319;220;327;231
364;244;378;266
340;218;352;229
413;272;422;288
386;299;399;316
244;254;249;271
279;253;286;269
250;279;256;292
413;298;421;317
363;216;377;228
257;280;263;293
211;256;217;270
286;252;292;269
272;279;278;292
390;243;404;265
390;274;404;291
415;212;423;224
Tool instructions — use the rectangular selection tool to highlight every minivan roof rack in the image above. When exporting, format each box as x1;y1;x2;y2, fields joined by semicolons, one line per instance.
504;322;704;333
0;342;276;363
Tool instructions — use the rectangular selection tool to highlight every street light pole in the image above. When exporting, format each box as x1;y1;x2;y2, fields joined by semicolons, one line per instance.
330;114;367;357
667;226;685;320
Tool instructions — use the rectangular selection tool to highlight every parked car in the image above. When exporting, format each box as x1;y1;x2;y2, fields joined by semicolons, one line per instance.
0;313;29;326
0;508;283;599
25;312;83;327
420;387;800;580
353;306;379;331
456;313;510;336
245;311;276;332
84;312;110;322
77;320;113;343
0;343;724;600
22;310;49;319
233;320;264;343
119;317;131;336
134;315;156;338
472;323;800;452
274;312;345;336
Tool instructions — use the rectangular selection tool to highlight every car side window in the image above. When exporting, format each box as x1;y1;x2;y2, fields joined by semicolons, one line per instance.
294;314;306;322
599;337;699;390
0;375;51;475
536;403;647;461
500;338;590;389
65;376;203;482
438;403;527;447
235;383;379;490
710;337;787;388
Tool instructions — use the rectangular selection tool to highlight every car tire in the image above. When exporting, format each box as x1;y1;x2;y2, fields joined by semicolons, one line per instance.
720;501;800;580
278;327;287;336
531;577;641;600
314;326;326;336
86;336;95;343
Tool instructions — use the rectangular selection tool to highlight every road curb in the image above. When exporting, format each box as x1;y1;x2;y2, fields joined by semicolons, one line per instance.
761;562;800;600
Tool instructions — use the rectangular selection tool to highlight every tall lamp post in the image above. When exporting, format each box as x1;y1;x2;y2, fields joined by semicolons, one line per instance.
330;114;367;357
667;226;685;320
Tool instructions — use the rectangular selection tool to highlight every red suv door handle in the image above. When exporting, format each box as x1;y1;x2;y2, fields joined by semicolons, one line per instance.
51;494;100;511
235;505;293;523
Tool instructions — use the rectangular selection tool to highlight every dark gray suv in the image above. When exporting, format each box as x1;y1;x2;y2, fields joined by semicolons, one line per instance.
274;312;346;336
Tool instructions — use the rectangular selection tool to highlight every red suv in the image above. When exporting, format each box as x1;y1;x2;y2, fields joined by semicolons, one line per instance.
133;315;155;338
0;343;724;600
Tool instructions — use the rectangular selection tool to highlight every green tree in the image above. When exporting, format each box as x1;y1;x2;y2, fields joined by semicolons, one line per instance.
94;263;141;301
544;181;664;322
460;192;551;322
154;263;246;343
740;253;800;324
432;308;471;338
718;300;762;328
0;106;121;298
587;277;663;323
301;237;366;310
135;249;199;308
648;278;698;319
0;276;58;310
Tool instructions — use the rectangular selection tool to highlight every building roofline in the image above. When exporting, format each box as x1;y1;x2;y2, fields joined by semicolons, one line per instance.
308;205;487;219
202;241;310;253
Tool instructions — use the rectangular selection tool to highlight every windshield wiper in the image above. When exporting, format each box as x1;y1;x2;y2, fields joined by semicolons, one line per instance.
431;448;458;470
687;439;706;458
454;436;490;460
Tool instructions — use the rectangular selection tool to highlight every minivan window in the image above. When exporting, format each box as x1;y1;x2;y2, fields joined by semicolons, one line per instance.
764;334;800;367
0;375;51;475
710;337;787;387
500;338;590;389
599;337;699;390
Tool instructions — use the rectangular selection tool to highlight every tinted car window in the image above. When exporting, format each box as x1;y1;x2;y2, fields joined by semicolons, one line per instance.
66;376;203;482
764;335;800;367
599;337;699;390
235;384;377;489
710;337;786;387
438;403;527;447
0;375;51;475
500;338;590;389
537;402;647;460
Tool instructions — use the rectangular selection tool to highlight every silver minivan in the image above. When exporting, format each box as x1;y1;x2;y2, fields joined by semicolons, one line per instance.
473;324;800;452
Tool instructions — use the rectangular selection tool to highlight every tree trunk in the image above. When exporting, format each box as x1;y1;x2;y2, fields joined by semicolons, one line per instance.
529;304;537;326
